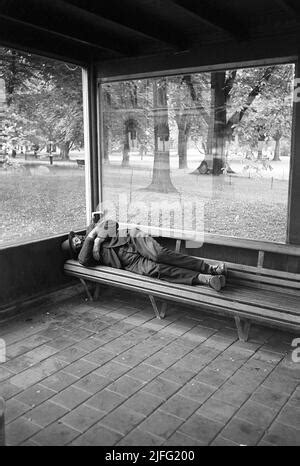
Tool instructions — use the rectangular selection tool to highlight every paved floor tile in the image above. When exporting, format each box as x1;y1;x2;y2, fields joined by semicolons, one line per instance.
51;385;91;410
107;375;146;397
0;380;22;400
213;382;252;407
118;428;164;446
164;431;205;446
194;367;229;388
159;394;201;420
63;359;98;378
6;416;41;445
196;397;238;424
126;364;162;382
275;404;300;430
100;406;145;435
236;400;278;429
160;365;195;386
94;360;130;380
178;380;216;404
85;389;125;412
39;370;78;392
250;385;290;409
25;400;69;427
143;377;181;400
61;404;106;432
71;423;122;446
30;421;79;446
15;384;56;408
5;398;31;423
211;435;239;446
178;414;223;444
122;391;163;416
220;417;265;446
73;372;111;394
262;422;300;446
139;410;184;439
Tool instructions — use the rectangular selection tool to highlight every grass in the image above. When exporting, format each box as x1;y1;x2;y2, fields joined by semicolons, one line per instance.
0;159;289;246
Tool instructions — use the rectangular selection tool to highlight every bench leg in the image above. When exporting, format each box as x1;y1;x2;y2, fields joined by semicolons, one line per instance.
79;278;93;302
160;301;167;319
93;284;101;300
148;295;167;320
234;315;251;342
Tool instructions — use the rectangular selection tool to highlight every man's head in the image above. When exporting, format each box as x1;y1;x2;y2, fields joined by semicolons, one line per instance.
61;231;85;259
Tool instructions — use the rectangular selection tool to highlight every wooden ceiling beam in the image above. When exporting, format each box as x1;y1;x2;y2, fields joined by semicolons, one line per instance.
0;13;123;57
60;0;189;50
0;0;134;56
169;0;248;40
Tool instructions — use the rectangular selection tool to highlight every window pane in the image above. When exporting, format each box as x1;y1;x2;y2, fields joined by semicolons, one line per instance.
100;64;294;243
0;48;85;246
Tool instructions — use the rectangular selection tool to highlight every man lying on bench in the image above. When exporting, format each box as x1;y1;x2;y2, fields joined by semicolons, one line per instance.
62;219;227;291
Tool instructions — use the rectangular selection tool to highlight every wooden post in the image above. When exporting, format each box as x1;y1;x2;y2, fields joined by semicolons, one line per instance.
0;397;5;446
82;64;100;223
287;61;300;244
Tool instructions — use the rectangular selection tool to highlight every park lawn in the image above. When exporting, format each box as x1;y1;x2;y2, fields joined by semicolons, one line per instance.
0;162;288;245
0;165;86;245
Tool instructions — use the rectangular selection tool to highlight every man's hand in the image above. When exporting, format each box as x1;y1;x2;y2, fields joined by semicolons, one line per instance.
88;219;118;240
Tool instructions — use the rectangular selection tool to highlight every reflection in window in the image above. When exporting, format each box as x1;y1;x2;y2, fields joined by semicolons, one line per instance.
0;48;85;245
101;64;294;242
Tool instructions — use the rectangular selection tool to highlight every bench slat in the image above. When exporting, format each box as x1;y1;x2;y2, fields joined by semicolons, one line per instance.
192;257;300;284
228;270;300;289
230;279;300;297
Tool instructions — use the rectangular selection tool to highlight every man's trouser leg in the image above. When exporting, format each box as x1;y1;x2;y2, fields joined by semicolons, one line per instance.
131;234;212;273
155;263;199;285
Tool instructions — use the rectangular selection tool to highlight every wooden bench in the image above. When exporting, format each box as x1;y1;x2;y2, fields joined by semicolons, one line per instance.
64;234;300;342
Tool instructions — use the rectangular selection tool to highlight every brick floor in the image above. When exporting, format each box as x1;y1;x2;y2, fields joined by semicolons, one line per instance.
0;286;299;446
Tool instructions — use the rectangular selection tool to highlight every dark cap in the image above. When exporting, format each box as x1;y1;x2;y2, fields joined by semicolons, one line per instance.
61;231;85;259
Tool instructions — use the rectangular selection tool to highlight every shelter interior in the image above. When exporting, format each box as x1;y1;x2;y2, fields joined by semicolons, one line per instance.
0;0;299;447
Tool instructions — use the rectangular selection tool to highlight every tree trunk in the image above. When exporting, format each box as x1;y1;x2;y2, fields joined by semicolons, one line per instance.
60;141;70;160
178;122;190;169
122;129;130;167
144;79;177;192
257;133;266;160
196;72;228;175
273;135;281;161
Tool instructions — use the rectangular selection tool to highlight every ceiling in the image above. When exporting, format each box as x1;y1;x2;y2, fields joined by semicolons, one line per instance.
0;0;299;65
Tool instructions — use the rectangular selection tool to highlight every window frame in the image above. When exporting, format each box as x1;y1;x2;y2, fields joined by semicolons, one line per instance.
96;56;299;246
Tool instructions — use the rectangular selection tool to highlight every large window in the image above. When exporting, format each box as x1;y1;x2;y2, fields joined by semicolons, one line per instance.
0;48;85;246
100;63;294;243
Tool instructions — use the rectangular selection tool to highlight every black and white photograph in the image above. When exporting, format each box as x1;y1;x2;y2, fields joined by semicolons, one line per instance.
0;0;299;450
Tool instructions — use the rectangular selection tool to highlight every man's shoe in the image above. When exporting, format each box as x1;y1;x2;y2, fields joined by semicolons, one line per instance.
211;263;227;276
208;276;222;291
197;274;224;291
219;275;226;288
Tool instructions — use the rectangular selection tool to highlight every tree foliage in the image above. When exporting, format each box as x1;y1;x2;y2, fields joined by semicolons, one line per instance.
0;47;83;158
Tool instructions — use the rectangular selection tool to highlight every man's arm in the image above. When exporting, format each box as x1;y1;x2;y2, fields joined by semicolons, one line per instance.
78;228;106;266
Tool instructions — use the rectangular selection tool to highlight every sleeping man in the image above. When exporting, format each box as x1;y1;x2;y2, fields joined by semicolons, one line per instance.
63;219;227;291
